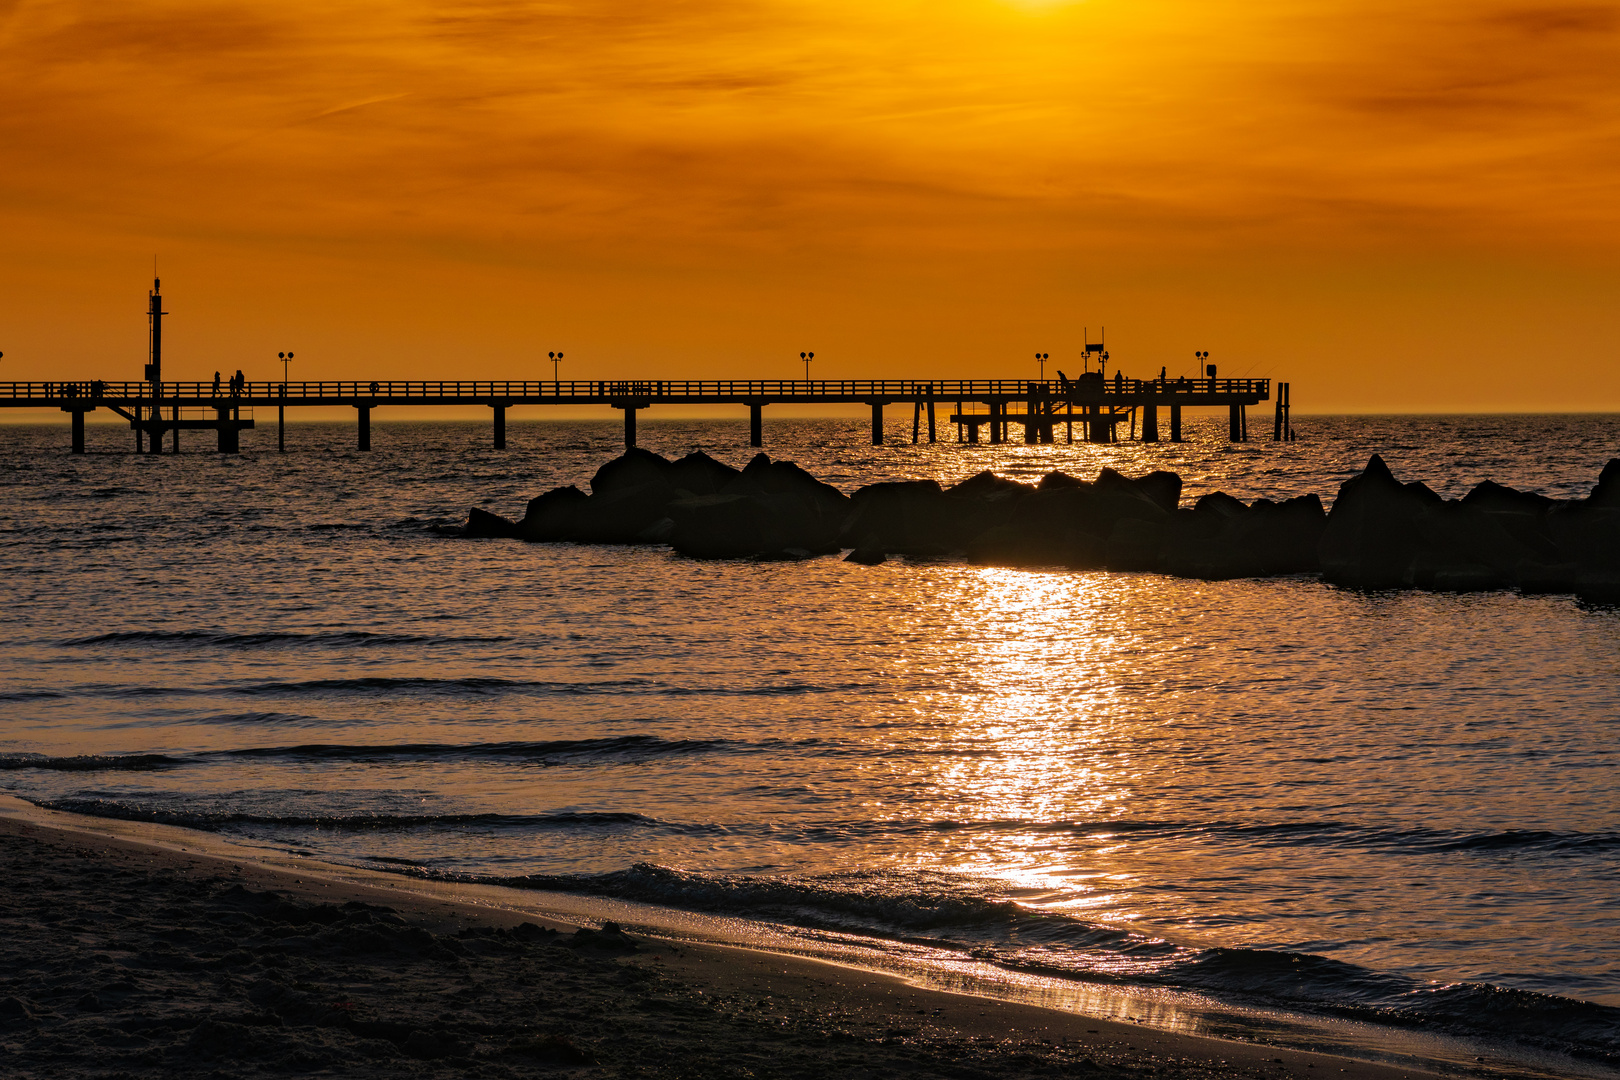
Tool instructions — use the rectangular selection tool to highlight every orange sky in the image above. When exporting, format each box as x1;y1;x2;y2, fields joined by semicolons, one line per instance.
2;0;1618;411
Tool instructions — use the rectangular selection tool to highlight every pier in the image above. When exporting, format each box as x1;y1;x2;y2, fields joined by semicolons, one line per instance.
0;375;1285;453
0;279;1293;453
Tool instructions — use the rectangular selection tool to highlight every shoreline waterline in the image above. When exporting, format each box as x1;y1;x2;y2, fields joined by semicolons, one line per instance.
1;795;1605;1080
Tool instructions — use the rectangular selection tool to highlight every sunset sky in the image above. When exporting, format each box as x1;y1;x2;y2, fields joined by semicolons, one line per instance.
2;0;1618;412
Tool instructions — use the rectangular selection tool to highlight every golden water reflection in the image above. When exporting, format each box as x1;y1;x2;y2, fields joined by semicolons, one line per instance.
866;566;1151;910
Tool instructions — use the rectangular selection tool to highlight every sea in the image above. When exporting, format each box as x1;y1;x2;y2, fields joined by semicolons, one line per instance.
2;412;1617;1076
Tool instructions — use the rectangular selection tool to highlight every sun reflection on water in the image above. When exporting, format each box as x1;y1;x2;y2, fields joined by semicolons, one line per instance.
868;567;1152;911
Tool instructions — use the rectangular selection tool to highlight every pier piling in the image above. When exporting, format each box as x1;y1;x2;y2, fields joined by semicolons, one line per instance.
749;402;763;447
357;405;371;451
870;402;884;445
623;405;638;448
492;404;506;450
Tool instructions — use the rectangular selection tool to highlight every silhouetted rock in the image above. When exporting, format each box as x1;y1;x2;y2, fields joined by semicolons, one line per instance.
1134;471;1184;514
567;482;681;544
1319;455;1442;587
1586;458;1620;508
1193;491;1247;519
470;450;1620;604
668;494;778;558
1162;493;1325;579
1574;572;1620;605
1037;470;1088;492
465;506;520;538
590;447;673;495
1461;480;1556;515
969;472;1171;569
840;480;957;555
1546;506;1620;574
668;451;740;496
668;455;847;558
946;471;1031;501
518;485;589;541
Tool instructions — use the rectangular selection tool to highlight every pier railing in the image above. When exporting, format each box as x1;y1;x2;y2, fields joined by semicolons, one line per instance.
1;377;1269;402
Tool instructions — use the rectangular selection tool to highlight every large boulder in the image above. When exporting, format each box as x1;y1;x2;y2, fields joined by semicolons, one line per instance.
968;477;1169;569
668;451;740;496
840;480;957;555
947;471;1032;502
565;482;681;544
1586;458;1620;508
1318;455;1442;587
1134;471;1184;514
465;506;520;538
590;448;674;495
1408;501;1553;590
669;491;843;559
1163;493;1325;580
518;485;589;541
667;454;848;558
1545;506;1620;574
667;494;775;558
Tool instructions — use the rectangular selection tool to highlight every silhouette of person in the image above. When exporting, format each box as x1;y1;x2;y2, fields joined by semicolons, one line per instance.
234;370;244;396
213;371;221;395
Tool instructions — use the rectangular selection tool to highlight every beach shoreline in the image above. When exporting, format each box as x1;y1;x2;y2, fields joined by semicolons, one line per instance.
0;799;1541;1080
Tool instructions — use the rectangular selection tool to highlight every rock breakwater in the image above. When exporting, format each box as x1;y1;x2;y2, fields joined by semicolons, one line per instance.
463;448;1620;600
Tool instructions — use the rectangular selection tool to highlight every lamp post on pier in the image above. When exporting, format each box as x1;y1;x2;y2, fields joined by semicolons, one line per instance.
277;351;293;452
1035;352;1048;381
800;351;813;381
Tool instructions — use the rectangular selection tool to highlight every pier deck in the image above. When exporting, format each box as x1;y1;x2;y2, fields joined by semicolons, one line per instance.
2;376;1285;453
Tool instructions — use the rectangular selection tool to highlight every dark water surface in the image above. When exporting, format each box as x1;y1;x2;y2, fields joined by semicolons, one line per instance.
2;414;1618;1069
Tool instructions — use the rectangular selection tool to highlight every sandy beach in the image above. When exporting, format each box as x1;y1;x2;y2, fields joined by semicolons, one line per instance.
0;805;1486;1080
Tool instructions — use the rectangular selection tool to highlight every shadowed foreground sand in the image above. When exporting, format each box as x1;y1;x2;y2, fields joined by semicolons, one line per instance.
0;815;1469;1080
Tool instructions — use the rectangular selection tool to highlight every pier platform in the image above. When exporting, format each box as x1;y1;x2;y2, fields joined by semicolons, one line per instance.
0;375;1286;453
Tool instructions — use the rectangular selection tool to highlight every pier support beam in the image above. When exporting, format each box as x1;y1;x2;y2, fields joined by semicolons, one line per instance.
357;405;371;451
1228;404;1243;442
623;405;638;448
927;397;936;443
1170;404;1182;442
492;404;506;450
988;401;1003;444
216;407;240;453
870;401;884;445
63;408;91;454
172;405;181;454
1142;401;1159;443
749;402;763;447
912;400;921;444
279;405;285;452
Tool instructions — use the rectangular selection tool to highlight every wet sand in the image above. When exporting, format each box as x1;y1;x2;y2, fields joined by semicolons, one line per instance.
0;811;1474;1080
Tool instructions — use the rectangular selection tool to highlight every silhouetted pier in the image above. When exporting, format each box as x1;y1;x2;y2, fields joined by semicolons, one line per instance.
0;375;1289;453
0;278;1294;453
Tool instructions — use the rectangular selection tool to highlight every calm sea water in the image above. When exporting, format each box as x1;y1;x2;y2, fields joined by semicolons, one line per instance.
2;414;1617;1068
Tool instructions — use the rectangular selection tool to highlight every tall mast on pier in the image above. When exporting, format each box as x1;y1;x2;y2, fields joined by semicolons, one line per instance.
146;276;165;385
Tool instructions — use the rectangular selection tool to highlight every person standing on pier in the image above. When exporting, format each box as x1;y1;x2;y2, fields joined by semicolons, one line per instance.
213;371;221;396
